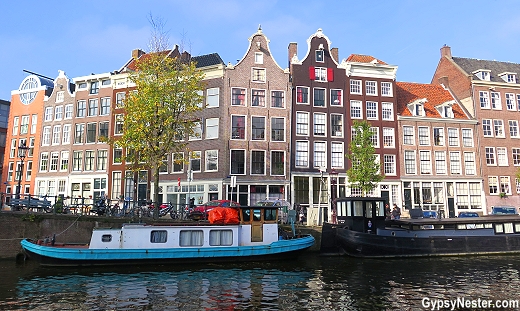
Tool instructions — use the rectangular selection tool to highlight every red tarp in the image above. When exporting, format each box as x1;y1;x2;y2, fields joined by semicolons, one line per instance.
208;207;239;224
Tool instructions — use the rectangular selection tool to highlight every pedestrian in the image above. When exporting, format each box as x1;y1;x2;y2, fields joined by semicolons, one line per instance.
392;204;401;220
385;204;391;220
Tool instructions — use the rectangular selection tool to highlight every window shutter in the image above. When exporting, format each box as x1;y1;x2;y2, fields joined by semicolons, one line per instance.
309;66;315;80
327;68;334;82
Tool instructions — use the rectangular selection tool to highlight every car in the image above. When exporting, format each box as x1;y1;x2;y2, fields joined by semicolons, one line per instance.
458;211;479;218
491;206;519;215
188;200;240;220
254;199;292;223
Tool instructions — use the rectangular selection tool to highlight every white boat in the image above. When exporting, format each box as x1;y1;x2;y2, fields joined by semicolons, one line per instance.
21;205;314;266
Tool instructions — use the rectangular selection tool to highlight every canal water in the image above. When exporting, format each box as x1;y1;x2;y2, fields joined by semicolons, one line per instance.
0;253;519;310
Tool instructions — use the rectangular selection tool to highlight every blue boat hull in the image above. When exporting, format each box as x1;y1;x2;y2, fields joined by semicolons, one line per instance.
21;236;315;266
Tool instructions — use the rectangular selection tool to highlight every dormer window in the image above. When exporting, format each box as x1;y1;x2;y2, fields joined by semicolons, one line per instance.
316;50;324;62
499;72;517;83
436;102;455;118
408;99;427;116
415;104;424;116
473;69;491;81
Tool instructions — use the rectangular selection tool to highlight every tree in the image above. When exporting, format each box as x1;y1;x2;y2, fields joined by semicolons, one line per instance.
112;19;205;219
346;120;384;197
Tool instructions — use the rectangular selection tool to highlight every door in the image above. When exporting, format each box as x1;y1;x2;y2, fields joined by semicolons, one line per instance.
448;198;455;218
404;189;412;210
381;190;390;205
251;208;263;242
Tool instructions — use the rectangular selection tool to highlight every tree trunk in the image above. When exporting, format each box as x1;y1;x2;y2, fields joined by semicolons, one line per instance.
153;167;160;219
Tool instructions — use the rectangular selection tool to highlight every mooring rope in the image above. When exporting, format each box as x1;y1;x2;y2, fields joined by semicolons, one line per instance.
55;214;83;237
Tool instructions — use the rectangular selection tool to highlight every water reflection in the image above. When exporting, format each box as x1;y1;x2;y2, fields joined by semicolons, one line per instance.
1;254;520;310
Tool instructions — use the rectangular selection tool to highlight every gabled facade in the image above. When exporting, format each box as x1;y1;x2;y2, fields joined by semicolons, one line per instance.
432;46;520;212
396;82;483;217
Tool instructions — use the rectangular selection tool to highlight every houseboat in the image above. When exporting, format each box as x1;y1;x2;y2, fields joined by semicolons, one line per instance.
322;197;520;258
21;205;314;266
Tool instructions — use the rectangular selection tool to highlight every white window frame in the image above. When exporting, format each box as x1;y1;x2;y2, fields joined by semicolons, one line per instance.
435;151;446;175
403;126;414;145
381;102;394;121
366;81;377;96
383;127;395;148
350;80;361;94
506;93;516;111
497;147;508;166
206;88;219;108
491;92;502;110
381;82;392;97
418;126;430;146
509;120;519;138
493;119;505;138
205;118;219;139
480;91;490;109
350;100;362;119
366;101;378;120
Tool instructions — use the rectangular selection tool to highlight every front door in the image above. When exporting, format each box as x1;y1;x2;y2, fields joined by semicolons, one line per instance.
251;208;263;242
448;198;455;218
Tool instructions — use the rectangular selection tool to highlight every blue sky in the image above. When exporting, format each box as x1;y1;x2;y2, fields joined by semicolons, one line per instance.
1;0;519;101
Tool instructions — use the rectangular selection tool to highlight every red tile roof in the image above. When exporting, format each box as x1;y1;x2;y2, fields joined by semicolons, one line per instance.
125;50;175;71
396;82;468;119
346;54;387;65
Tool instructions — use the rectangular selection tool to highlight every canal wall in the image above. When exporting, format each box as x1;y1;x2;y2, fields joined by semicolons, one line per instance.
0;211;322;259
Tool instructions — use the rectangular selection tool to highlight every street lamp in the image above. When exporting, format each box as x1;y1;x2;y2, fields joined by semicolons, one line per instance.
16;142;29;198
330;169;338;224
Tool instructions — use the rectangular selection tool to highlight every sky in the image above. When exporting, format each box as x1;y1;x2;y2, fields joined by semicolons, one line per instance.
1;0;519;101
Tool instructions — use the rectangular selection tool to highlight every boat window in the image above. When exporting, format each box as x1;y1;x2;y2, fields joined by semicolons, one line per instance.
150;230;168;243
179;230;203;246
353;201;363;216
365;202;373;218
253;209;261;221
209;230;233;246
504;223;514;234
101;234;112;242
347;201;352;217
242;209;251;221
475;224;484;229
457;224;466;230
265;209;277;221
466;224;476;229
376;201;384;216
484;224;492;228
495;224;504;234
515;224;520;232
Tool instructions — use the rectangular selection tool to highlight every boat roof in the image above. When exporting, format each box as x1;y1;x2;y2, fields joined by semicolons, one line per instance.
389;215;520;226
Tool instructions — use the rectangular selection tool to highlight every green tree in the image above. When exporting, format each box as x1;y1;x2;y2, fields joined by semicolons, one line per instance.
113;21;204;219
346;120;384;197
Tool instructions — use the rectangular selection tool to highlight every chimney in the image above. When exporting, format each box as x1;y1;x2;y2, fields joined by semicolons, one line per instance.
288;42;297;66
331;47;339;63
132;49;145;59
440;45;452;59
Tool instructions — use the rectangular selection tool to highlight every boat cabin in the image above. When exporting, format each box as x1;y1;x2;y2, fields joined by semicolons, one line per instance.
336;197;386;233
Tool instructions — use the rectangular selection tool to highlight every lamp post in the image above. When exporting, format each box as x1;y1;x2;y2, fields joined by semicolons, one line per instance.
330;169;338;224
16;142;29;198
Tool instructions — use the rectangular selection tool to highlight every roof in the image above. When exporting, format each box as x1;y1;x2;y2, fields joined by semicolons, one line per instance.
396;82;469;119
345;54;387;65
122;49;224;72
452;57;520;83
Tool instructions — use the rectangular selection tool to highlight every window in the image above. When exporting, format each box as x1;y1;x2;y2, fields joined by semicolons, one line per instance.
60;151;69;171
314;67;327;82
42;126;51;145
207;88;219;108
203;118;218;139
84;150;95;171
506;93;516;110
366;101;378;120
296;112;309;136
271;151;285;175
252;68;266;82
50;152;59;171
56;91;64;103
190;151;201;172
381;82;392;96
231;115;246;139
494;120;505;138
54;106;63;121
331;142;343;168
482;119;493;137
383;128;395;148
64;104;73;119
313;113;326;136
116;92;125;108
418;127;430;146
97;150;107;171
491;92;502;109
314;141;326;168
205;150;218;171
230;150;245;174
464;152;476;175
315;50;324;62
403;126;414;145
509;120;519;138
100;98;110;115
90;81;99;94
251;89;265;107
231;88;246;106
485;147;496;165
251;116;265;140
87;123;97;143
500;176;511;195
370;127;379;148
435;151;446;174
450;152;461;175
296;87;309;104
251;150;265;175
62;124;71;144
77;100;86;117
189;121;202;141
462;129;473;147
384;155;396;175
31;114;38;133
40;153;49;172
433;127;444;146
448;128;459;146
479;91;490;109
295;141;309;167
209;230;233;246
513;148;520;165
314;88;325;107
350;80;361;94
255;52;263;64
99;122;109;141
366;81;377;95
74;124;85;144
404;150;416;174
180;230;203;247
271;117;285;141
382;102;393;120
497;147;508;166
114;114;124;135
52;125;61;145
350;100;362;119
330;114;343;137
271;91;284;108
489;176;498;194
419;151;431;174
44;107;53;121
12;117;19;135
330;89;342;106
88;99;98;116
113;148;123;164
